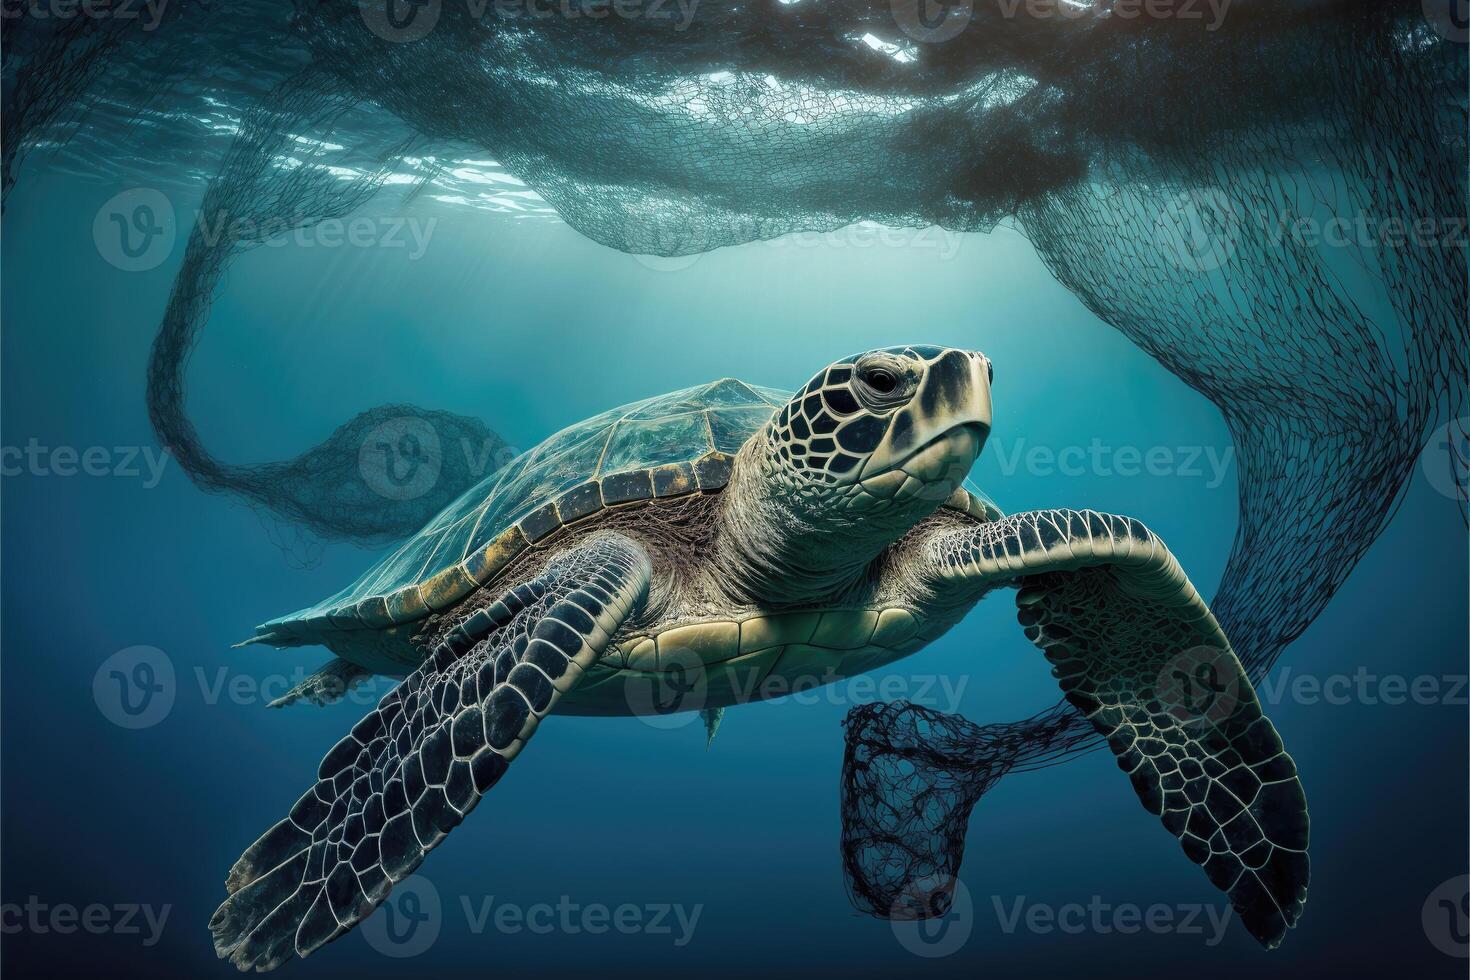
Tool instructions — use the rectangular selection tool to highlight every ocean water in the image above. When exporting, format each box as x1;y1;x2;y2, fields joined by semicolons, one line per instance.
2;170;1466;979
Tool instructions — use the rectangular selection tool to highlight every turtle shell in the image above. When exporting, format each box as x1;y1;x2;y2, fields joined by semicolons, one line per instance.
257;377;1001;641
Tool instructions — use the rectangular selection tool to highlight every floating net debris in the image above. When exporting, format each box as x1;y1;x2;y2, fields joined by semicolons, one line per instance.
2;7;150;204
144;69;513;547
4;0;1463;919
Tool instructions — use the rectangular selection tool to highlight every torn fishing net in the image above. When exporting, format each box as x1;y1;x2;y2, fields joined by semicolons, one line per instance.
4;0;1464;920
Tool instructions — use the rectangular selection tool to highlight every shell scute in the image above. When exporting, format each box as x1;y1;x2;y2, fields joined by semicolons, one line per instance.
556;482;604;523
650;462;697;497
600;470;654;506
694;452;734;490
518;502;562;544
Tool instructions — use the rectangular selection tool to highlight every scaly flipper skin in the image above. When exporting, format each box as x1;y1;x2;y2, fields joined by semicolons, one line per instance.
267;658;374;709
926;509;1309;948
210;534;650;971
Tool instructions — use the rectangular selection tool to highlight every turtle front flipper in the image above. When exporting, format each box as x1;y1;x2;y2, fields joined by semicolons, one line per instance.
925;509;1309;948
210;533;650;971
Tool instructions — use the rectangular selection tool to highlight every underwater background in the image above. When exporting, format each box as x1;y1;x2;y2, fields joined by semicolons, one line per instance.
2;166;1466;978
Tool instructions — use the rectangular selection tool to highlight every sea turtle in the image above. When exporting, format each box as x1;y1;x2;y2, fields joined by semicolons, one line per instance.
212;346;1309;970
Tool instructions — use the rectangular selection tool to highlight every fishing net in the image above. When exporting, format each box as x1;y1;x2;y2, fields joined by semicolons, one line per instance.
4;0;1464;919
143;69;512;548
2;8;148;204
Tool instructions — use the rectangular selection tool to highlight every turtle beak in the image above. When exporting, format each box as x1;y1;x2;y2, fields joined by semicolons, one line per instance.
859;349;992;483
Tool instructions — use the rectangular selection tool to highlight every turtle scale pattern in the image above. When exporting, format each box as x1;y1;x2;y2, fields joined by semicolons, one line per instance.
769;347;992;483
1025;561;1309;946
212;535;652;969
772;360;878;481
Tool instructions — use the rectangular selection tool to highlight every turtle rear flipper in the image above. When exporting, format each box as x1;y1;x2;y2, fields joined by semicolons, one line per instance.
927;510;1309;948
210;534;651;971
267;658;375;708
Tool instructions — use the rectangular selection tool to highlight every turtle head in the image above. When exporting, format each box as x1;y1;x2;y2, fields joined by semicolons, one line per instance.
721;346;992;602
769;346;992;508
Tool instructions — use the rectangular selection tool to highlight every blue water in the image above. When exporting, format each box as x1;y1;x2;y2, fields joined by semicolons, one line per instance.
3;172;1466;978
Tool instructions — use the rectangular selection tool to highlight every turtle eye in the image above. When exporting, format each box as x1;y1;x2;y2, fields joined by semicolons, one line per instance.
861;368;898;394
851;357;915;411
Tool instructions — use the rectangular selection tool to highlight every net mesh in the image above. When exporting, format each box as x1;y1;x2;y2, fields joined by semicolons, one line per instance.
143;69;512;547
